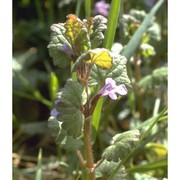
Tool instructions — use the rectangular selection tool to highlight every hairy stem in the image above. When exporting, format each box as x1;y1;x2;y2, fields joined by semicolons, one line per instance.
84;116;95;180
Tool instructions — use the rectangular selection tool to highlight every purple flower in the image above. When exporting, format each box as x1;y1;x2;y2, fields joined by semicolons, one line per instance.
98;78;128;100
60;43;73;57
50;108;59;117
50;99;60;117
94;0;110;17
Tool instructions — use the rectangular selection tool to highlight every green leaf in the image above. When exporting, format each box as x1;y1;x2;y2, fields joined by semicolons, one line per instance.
138;66;167;91
60;135;84;150
95;160;126;180
102;130;140;162
55;80;86;138
152;66;168;82
90;15;107;49
126;158;167;173
122;0;165;60
48;116;83;150
89;54;131;87
47;23;72;67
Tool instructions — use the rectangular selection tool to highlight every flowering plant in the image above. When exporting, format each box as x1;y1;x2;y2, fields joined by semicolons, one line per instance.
47;0;167;179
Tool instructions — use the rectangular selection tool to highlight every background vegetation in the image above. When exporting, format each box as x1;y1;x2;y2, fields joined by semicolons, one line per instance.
13;0;167;179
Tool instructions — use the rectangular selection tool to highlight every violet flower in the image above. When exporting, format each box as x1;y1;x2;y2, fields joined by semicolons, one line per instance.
50;108;59;117
94;0;110;17
50;99;60;117
60;43;73;57
98;78;128;100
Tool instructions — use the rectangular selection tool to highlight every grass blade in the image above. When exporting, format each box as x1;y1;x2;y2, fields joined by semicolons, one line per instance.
85;0;91;18
75;0;83;17
125;157;167;173
103;0;121;49
91;98;104;143
35;148;42;180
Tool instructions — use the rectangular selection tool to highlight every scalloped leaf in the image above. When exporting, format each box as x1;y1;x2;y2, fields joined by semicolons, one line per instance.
89;53;131;87
47;23;73;67
102;130;140;162
48;116;83;150
64;14;91;56
95;160;126;179
90;15;107;48
55;80;86;138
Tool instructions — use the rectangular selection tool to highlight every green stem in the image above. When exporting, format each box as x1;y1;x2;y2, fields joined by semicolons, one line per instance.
84;116;95;180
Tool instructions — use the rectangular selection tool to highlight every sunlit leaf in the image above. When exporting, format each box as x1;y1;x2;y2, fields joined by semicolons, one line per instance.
102;130;140;162
64;14;91;55
85;49;113;69
89;53;131;87
72;48;113;71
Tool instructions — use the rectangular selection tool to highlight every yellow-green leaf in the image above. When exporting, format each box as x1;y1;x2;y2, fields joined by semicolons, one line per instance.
64;14;91;55
64;14;83;45
86;49;113;69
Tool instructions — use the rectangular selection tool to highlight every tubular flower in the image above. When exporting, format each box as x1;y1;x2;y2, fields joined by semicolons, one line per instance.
98;78;128;100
